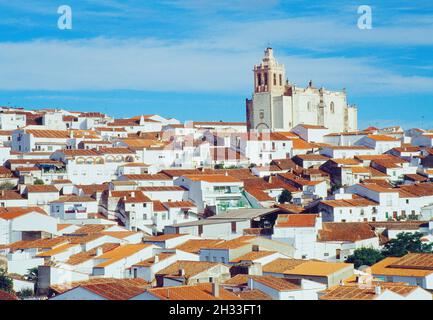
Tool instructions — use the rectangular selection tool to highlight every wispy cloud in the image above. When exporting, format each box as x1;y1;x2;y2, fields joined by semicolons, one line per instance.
0;37;432;95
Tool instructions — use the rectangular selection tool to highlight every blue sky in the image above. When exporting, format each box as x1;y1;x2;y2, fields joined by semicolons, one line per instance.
0;0;433;129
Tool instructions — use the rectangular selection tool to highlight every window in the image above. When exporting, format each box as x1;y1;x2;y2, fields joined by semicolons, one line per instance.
143;214;147;220
330;102;335;113
259;109;264;119
143;203;147;207
273;73;277;85
406;199;409;204
279;74;282;86
257;74;261;86
307;102;311;111
264;73;268;86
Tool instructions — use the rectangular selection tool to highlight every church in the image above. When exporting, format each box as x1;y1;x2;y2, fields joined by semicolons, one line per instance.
246;48;358;133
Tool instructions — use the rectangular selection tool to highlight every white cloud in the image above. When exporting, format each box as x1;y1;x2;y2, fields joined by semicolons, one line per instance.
1;37;433;95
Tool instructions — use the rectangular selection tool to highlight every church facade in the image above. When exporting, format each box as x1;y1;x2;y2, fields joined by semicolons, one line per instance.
246;48;358;133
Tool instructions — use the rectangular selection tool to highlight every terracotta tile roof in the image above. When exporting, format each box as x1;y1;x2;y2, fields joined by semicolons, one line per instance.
74;184;109;195
291;139;316;149
368;221;428;230
275;214;318;228
147;283;241;300
51;195;95;203
271;158;298;170
152;200;167;212
122;174;171;180
65;243;120;265
250;275;302;291
0;190;25;200
329;158;362;165
320;282;422;300
163;201;196;209
245;188;273;201
0;206;47;220
160;169;203;178
133;252;175;267
318;222;376;242
111;191;151;203
36;243;78;257
366;134;399;142
57;223;73;231
101;231;140;239
276;203;305;214
145;234;186;241
213;168;255;180
51;278;150;300
263;258;351;276
237;289;273;300
182;174;242;183
95;244;152;268
279;260;352;277
320;198;378;208
139;186;184;192
26;129;70;138
97;147;135;154
61;149;100;157
71;224;111;234
0;290;19;300
230;251;277;263
1;237;69;251
174;239;225;254
156;260;224;280
404;174;428;182
293;154;329;161
201;236;256;250
26;185;59;193
357;183;397;193
223;274;250;286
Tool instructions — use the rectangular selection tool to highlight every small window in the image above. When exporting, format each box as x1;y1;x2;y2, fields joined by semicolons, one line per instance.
330;102;335;113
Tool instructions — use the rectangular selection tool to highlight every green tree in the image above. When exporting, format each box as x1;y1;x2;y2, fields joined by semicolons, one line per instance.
278;190;292;204
25;267;39;294
214;164;224;169
0;268;13;293
34;179;44;185
25;267;38;282
0;182;15;190
346;247;384;268
382;232;433;257
248;163;257;168
17;288;34;299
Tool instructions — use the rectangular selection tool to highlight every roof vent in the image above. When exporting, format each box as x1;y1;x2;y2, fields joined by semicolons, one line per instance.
375;285;382;295
178;268;185;276
212;281;220;298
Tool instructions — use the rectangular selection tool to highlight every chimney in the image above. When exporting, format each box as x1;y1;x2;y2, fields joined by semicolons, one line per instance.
96;247;103;256
154;255;159;263
179;268;185;276
212;281;220;298
252;245;259;252
375;285;382;295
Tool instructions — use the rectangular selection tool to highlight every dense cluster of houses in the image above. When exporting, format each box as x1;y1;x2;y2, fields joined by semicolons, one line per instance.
1;106;433;300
